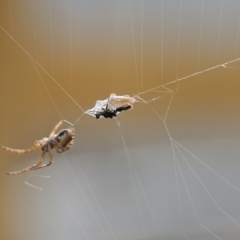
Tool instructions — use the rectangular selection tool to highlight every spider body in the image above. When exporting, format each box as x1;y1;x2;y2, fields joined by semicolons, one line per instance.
1;120;75;175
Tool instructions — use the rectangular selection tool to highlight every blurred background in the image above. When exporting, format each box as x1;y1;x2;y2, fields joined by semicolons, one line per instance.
1;0;240;239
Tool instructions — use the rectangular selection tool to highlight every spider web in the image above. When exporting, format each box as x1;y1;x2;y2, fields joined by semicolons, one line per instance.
1;0;240;240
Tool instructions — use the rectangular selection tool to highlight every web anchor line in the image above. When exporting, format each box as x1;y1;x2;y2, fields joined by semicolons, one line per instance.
129;0;140;93
146;89;229;239
136;57;240;97
62;155;109;240
172;139;240;193
172;140;240;228
24;171;50;199
115;118;163;240
0;26;85;115
173;142;223;240
73;154;118;240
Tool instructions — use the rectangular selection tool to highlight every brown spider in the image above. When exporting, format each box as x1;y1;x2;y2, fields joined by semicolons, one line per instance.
1;120;75;175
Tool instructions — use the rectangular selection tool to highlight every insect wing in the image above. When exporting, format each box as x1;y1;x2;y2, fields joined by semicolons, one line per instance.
107;95;136;110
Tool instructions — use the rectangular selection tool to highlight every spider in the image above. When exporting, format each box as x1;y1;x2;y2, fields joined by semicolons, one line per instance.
1;119;75;175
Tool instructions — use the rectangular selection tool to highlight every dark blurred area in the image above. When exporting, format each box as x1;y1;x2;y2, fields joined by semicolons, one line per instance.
1;0;240;239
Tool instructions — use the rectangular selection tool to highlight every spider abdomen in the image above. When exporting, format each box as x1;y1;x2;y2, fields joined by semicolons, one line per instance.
55;129;75;148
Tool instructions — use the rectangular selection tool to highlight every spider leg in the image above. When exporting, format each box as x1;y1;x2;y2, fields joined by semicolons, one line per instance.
34;151;53;170
6;152;46;175
49;119;64;138
0;144;39;154
55;148;64;153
